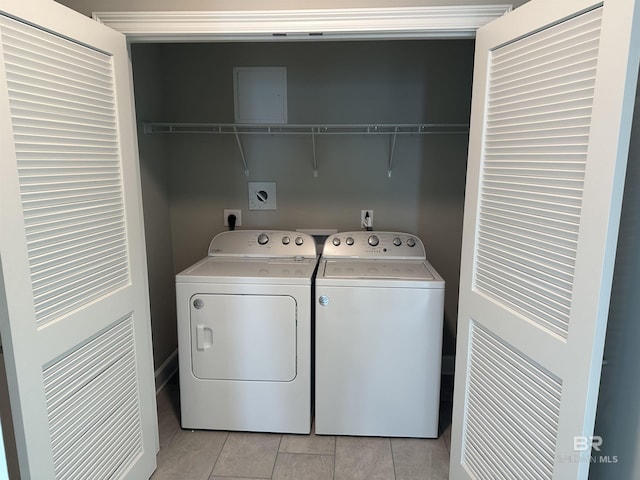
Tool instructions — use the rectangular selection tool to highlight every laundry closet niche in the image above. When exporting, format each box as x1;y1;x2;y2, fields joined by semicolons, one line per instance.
130;40;473;365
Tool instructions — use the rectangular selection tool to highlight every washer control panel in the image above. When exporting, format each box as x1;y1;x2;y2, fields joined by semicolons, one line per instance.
322;231;425;259
208;230;317;258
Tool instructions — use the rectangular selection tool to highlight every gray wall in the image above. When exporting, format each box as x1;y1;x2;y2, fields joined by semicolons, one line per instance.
148;41;472;347
52;0;526;372
590;77;640;480
130;45;176;370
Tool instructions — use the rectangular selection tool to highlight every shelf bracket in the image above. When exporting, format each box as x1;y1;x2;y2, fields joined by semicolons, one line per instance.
233;127;250;176
311;128;318;177
388;126;398;178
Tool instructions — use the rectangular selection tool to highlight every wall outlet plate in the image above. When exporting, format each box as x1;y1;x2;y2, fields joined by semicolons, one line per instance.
361;210;374;228
248;182;277;210
224;209;242;227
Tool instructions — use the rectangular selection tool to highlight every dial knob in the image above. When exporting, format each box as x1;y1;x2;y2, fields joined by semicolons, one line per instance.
257;233;269;245
368;235;379;247
332;237;341;246
346;237;354;246
393;237;402;246
282;236;290;245
295;236;304;246
407;237;416;247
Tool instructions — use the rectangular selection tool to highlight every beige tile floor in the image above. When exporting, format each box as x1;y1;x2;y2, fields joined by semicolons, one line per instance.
151;375;452;480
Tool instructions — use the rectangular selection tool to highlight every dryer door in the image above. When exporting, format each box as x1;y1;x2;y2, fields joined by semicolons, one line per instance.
190;294;297;382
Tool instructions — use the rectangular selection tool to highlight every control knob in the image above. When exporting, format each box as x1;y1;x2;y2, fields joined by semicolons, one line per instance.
282;236;291;245
407;237;416;247
393;237;402;246
257;233;269;245
368;235;379;247
346;237;354;246
295;236;304;246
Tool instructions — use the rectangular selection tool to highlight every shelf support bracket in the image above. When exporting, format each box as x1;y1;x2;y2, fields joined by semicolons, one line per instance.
388;126;398;178
311;128;318;177
233;127;250;176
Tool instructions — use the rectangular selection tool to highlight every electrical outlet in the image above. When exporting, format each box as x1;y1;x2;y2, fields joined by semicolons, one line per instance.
224;209;242;227
361;210;374;229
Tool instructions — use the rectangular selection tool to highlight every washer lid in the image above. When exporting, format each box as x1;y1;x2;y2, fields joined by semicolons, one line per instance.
177;256;317;284
322;259;437;281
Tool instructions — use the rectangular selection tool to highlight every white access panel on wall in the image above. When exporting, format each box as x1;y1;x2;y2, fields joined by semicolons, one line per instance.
234;67;287;124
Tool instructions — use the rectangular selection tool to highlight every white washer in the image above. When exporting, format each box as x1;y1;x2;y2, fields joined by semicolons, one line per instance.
315;231;445;438
176;230;317;434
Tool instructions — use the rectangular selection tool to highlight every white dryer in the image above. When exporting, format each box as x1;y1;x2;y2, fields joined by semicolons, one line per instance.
315;231;444;438
176;230;317;434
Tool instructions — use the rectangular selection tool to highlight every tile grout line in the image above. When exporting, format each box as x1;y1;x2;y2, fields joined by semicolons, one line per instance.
270;434;284;479
389;438;397;480
207;431;230;479
333;432;337;480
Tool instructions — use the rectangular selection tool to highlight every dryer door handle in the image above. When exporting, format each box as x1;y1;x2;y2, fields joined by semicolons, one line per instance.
196;324;213;350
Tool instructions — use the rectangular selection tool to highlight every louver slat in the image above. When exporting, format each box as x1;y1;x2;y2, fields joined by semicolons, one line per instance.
43;317;143;480
0;15;130;327
473;7;603;339
463;322;562;480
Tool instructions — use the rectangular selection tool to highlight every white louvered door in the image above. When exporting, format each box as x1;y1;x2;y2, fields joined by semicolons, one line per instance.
450;1;639;479
0;0;157;478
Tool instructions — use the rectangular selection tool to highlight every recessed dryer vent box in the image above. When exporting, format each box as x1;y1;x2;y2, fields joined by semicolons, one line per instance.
234;67;287;124
248;182;277;210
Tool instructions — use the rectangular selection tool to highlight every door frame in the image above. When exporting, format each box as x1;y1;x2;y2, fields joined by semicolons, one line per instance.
92;5;512;42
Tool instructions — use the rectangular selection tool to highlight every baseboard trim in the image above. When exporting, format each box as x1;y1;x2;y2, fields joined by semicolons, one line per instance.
154;348;178;393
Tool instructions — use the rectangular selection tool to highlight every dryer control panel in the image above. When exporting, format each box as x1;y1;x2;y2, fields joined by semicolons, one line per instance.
208;230;317;258
321;231;425;260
